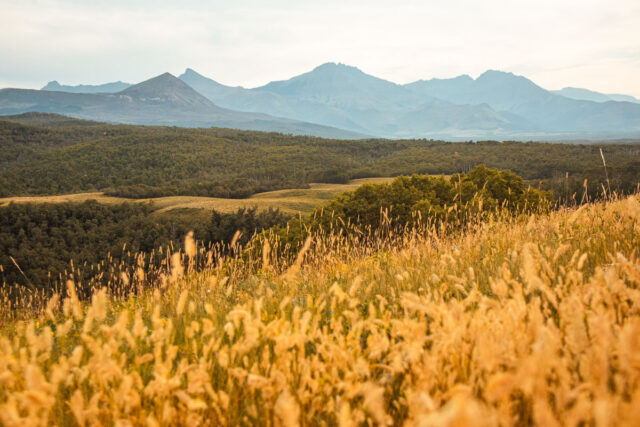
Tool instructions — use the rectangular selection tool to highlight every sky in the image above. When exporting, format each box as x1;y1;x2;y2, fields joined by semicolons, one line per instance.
1;0;639;97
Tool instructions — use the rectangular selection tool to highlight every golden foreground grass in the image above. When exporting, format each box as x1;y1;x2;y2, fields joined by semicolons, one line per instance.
0;178;394;215
1;196;639;426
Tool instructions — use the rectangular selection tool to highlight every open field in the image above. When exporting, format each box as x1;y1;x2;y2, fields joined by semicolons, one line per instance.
0;195;638;425
0;177;394;214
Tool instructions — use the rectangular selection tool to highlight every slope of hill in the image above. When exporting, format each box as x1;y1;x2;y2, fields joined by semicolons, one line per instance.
1;118;639;201
0;73;366;139
0;112;103;127
42;80;132;93
0;178;394;215
1;192;638;425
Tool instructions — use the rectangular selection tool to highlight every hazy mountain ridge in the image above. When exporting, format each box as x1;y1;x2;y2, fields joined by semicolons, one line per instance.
406;70;640;133
0;73;366;139
179;67;373;134
42;80;132;93
552;87;640;104
179;63;640;139
180;64;531;138
4;63;640;140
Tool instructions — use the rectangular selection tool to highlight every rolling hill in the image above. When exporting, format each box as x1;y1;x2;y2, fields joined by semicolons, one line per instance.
1;116;638;201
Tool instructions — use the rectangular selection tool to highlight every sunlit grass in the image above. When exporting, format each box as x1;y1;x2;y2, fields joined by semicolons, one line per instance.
0;178;395;215
0;195;639;425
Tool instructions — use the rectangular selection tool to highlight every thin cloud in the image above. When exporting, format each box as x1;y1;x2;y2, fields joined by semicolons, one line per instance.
0;0;638;97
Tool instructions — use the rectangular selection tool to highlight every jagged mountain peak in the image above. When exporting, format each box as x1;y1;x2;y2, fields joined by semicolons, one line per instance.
180;68;205;78
256;62;412;112
179;68;223;85
475;70;542;88
477;69;516;79
411;74;473;85
119;72;214;108
310;62;364;75
43;80;61;88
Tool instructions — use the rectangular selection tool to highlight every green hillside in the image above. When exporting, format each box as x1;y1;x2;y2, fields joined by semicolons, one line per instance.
1;115;639;201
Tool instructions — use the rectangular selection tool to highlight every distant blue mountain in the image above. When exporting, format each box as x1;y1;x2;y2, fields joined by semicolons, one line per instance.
178;67;369;133
256;63;422;111
405;70;640;134
406;70;554;112
179;64;640;139
2;73;365;139
8;64;640;140
181;64;529;138
552;87;640;104
42;80;132;93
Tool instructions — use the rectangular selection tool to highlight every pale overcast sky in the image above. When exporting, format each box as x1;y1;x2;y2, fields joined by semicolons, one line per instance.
1;0;639;96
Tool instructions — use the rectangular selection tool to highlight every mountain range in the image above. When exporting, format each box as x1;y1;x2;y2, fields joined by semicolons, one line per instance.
2;63;640;140
0;73;365;139
551;87;640;104
42;80;132;93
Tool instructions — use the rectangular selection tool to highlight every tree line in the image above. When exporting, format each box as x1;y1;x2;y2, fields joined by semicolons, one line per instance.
0;201;294;292
1;118;639;200
1;166;555;299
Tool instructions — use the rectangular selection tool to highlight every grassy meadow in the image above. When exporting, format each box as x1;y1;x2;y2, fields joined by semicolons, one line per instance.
0;178;394;215
0;193;638;425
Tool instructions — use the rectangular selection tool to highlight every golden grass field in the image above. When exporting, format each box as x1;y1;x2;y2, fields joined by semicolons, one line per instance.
0;178;394;215
0;195;639;425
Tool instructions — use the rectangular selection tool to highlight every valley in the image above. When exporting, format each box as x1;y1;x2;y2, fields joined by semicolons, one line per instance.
3;1;640;424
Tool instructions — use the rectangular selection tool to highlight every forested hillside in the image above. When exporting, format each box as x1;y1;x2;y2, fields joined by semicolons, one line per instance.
0;202;290;294
1;115;639;200
0;166;549;301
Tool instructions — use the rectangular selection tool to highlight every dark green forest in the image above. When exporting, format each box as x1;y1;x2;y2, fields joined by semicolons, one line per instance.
317;165;552;229
271;165;553;251
1;166;551;294
1;114;639;200
0;201;290;293
1;113;640;299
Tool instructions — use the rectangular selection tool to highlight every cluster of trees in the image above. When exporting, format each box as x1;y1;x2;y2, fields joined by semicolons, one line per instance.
1;166;547;293
0;201;290;293
1;118;639;200
209;207;291;247
318;165;552;228
271;166;553;250
538;164;640;204
0;201;191;290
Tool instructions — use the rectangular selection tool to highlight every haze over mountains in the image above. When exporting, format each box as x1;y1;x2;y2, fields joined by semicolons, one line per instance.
42;80;132;94
551;87;640;104
0;73;364;139
2;63;640;140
